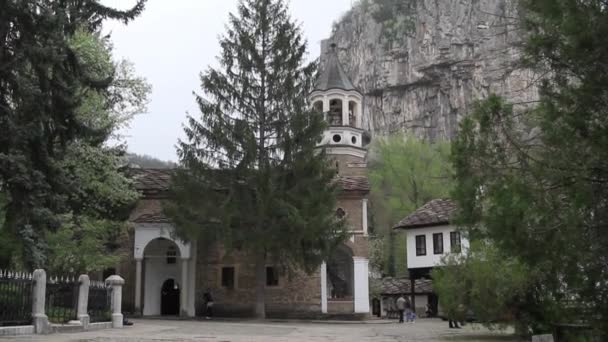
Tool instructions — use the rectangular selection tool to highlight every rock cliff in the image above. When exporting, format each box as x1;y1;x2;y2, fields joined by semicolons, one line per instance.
325;0;539;139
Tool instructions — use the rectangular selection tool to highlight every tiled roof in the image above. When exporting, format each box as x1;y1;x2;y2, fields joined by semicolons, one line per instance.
393;198;457;229
130;168;172;198
132;213;171;224
337;176;370;192
314;44;357;92
373;277;434;295
130;169;369;199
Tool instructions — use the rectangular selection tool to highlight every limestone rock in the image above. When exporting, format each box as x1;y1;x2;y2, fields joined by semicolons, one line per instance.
326;0;539;140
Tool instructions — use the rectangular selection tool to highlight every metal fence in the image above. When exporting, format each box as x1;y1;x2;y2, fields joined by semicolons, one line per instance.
0;270;33;327
88;281;112;322
45;276;78;324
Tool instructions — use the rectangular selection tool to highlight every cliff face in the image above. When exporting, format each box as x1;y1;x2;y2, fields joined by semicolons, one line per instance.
326;0;538;140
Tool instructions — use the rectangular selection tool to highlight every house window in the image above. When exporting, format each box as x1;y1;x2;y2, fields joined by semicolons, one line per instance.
450;231;462;253
266;267;279;287
221;267;235;289
166;248;177;264
415;235;426;256
433;233;444;255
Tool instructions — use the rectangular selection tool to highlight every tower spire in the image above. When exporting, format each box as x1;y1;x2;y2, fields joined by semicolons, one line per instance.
314;43;357;93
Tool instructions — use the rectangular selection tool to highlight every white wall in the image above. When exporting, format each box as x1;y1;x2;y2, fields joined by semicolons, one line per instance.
143;257;182;316
134;223;190;259
406;225;469;269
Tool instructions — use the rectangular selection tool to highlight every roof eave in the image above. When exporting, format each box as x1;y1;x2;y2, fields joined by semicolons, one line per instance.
393;221;451;230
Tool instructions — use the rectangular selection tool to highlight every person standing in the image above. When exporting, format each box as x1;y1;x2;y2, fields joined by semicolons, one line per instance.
396;295;406;323
425;303;432;318
404;297;413;323
203;288;214;319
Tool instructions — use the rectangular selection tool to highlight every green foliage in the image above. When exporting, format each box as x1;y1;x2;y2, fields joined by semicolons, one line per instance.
47;215;126;274
368;134;452;275
432;242;530;329
370;0;416;49
451;0;608;336
0;1;147;270
165;0;347;318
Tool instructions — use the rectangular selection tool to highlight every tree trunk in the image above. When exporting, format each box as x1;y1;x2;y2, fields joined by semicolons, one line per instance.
254;252;266;319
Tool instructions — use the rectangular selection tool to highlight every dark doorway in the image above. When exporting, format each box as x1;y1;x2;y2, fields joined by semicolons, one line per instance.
372;298;381;317
428;293;438;317
161;279;180;316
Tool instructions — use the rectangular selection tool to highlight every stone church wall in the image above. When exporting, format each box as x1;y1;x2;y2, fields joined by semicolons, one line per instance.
193;243;323;318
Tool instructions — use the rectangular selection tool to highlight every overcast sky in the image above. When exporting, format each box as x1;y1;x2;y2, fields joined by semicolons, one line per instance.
101;0;353;162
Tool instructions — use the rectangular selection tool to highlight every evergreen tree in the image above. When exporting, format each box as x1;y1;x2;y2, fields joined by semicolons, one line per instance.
0;0;146;269
451;0;608;336
164;0;347;318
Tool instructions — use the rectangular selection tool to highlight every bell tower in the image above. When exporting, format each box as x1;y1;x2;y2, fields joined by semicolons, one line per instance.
309;43;368;176
310;42;371;315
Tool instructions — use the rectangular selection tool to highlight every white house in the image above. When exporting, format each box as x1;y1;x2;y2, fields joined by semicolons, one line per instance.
393;198;469;313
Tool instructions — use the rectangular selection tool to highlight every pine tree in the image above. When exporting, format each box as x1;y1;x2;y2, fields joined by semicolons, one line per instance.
451;0;608;336
164;0;347;318
0;0;146;269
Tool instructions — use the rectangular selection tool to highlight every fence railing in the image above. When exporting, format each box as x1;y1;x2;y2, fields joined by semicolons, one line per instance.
45;276;78;324
88;281;112;323
0;270;33;327
0;269;124;335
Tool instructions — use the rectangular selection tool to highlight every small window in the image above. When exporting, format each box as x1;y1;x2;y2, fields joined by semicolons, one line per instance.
166;248;177;264
450;231;462;253
333;134;342;143
336;208;346;219
433;233;444;255
351;136;357;144
221;267;235;289
266;267;279;287
415;235;426;256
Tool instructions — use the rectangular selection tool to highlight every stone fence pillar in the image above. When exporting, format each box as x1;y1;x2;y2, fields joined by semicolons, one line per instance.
105;275;124;328
77;275;90;328
32;269;50;334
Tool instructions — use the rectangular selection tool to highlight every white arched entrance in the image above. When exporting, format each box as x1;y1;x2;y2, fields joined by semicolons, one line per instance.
133;224;196;317
320;243;370;314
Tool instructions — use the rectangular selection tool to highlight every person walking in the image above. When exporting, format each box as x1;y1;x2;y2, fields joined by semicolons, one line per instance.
404;297;413;323
203;288;214;319
396;295;406;323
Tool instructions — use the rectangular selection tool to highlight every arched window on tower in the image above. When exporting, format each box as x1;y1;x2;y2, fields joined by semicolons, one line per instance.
329;99;343;126
313;101;323;113
348;101;358;128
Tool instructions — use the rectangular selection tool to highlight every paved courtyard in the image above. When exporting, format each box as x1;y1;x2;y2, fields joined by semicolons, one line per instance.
1;318;522;342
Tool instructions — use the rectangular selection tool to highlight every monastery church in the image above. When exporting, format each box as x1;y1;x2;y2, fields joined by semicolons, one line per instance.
124;43;372;318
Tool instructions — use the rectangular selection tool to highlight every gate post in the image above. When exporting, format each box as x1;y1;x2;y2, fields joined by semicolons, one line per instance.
105;275;124;328
32;269;50;334
77;275;90;328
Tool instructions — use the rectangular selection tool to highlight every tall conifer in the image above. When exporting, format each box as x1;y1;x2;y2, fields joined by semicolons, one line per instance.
165;0;347;318
0;1;146;269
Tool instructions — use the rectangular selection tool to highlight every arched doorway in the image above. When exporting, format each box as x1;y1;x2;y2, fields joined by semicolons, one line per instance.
160;279;180;316
142;238;182;316
327;244;354;299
